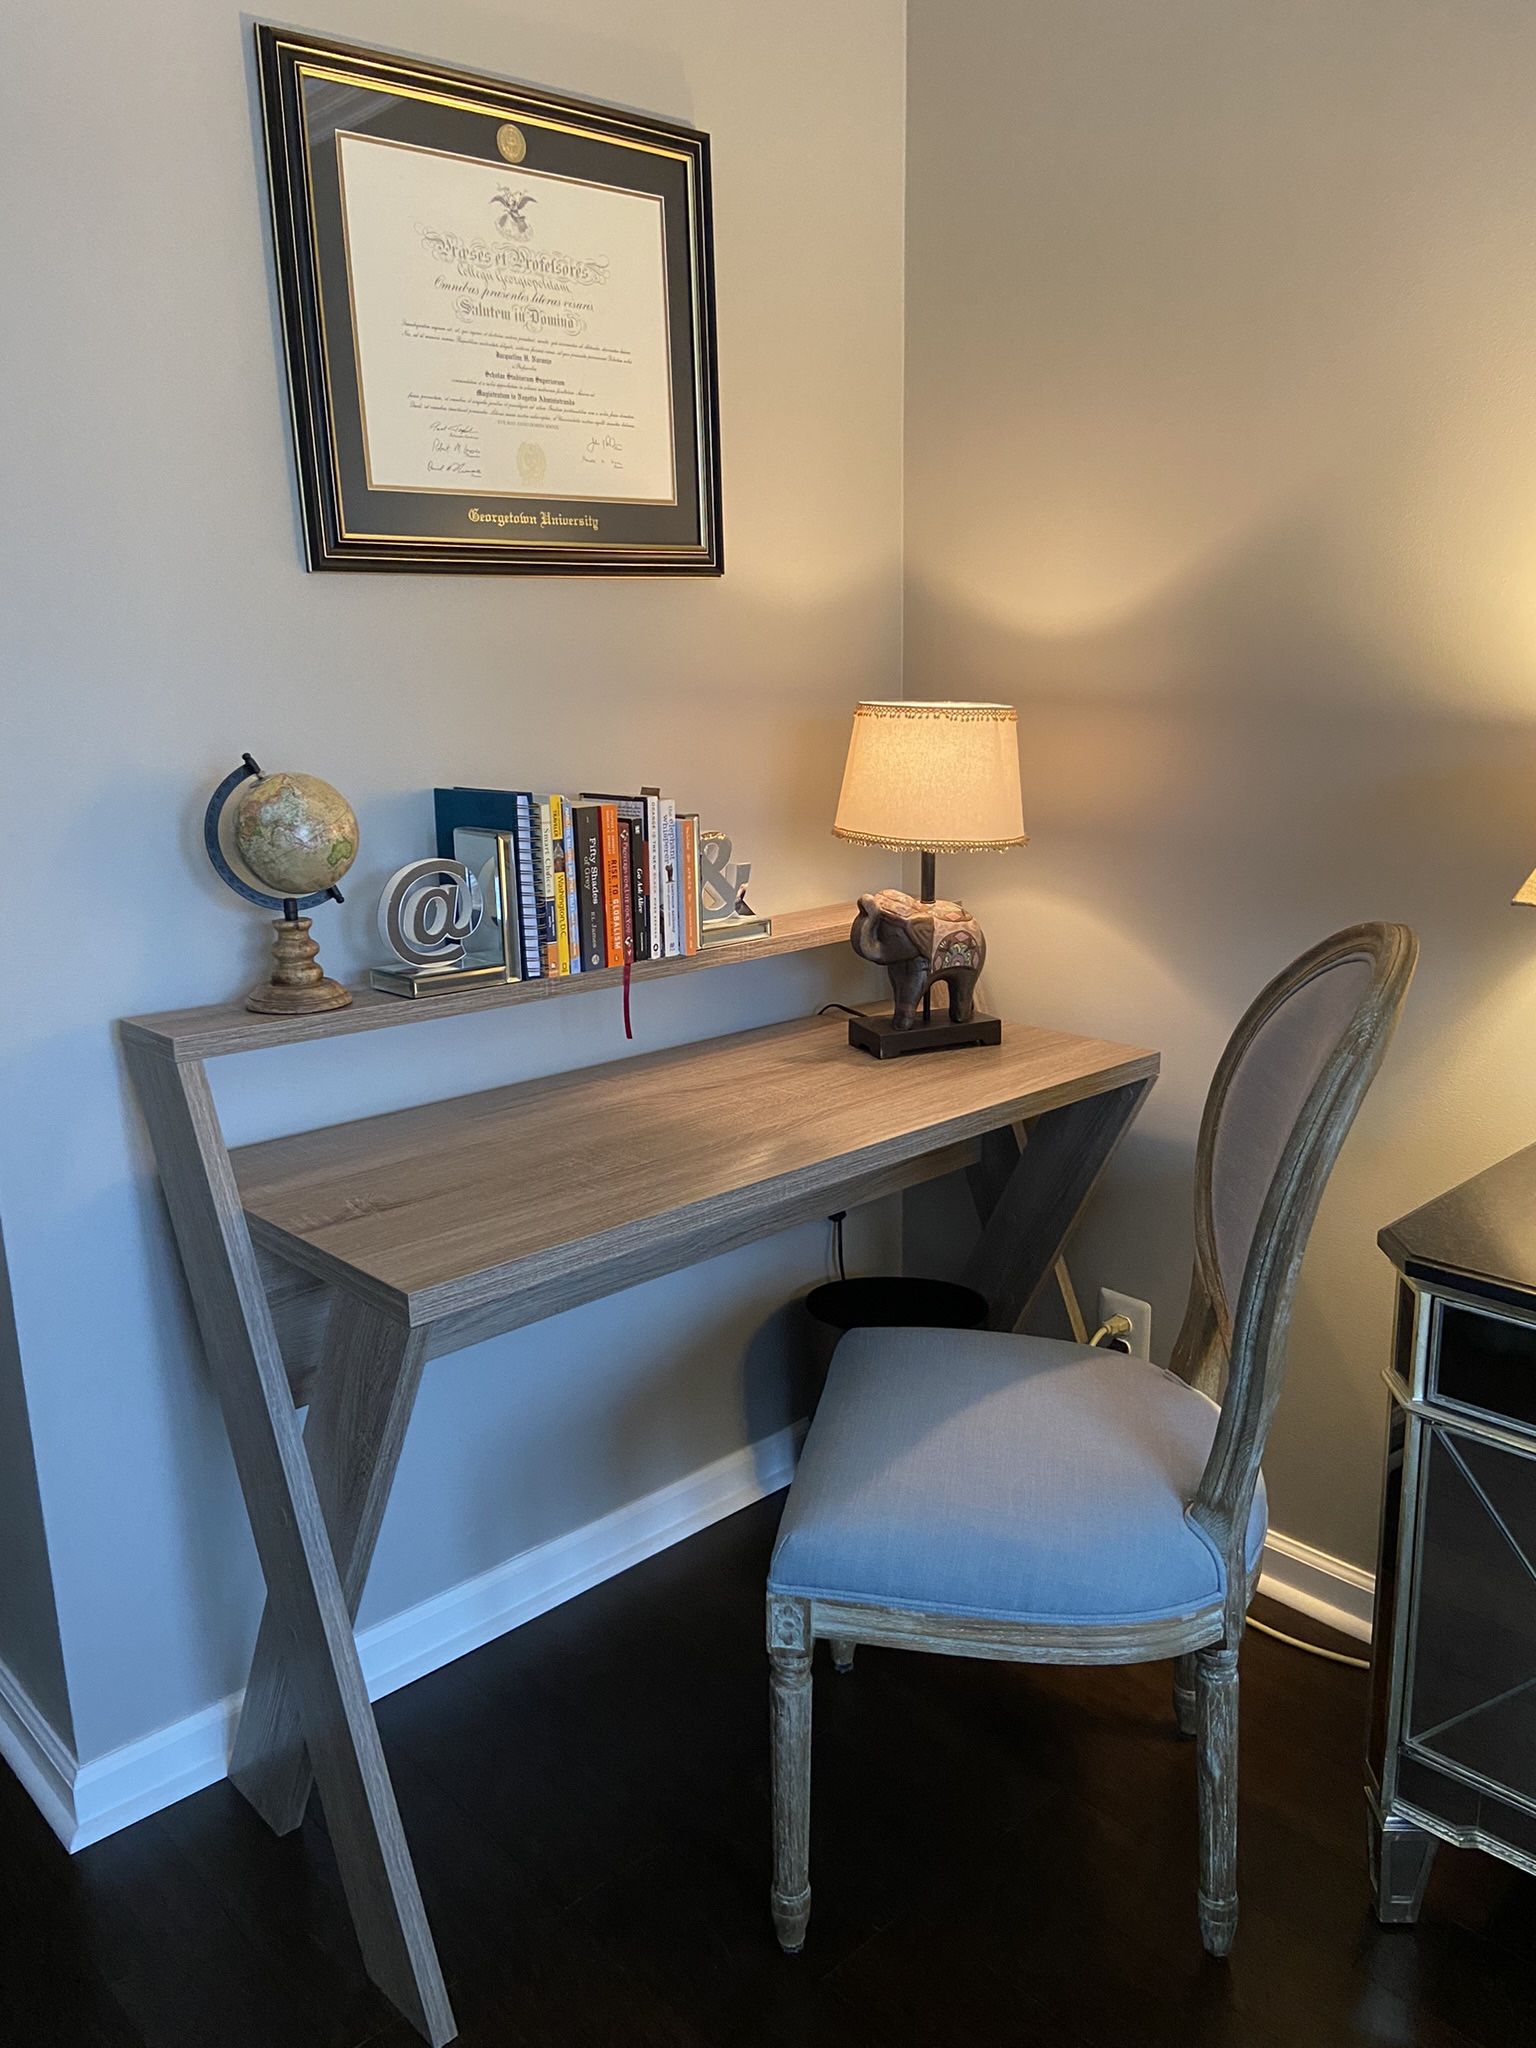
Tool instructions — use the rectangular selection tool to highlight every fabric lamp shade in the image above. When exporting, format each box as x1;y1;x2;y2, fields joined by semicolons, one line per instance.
1515;870;1536;906
832;701;1028;853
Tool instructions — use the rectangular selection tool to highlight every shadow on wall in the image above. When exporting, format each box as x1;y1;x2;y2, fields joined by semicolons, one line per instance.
0;1221;75;1742
902;513;1536;1567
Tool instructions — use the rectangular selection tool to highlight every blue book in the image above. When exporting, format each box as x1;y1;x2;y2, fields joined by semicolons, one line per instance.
434;788;542;978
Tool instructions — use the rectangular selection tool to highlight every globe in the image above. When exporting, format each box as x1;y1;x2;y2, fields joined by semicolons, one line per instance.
233;772;359;899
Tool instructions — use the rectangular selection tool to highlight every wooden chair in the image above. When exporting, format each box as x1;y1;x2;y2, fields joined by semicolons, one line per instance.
766;922;1417;1957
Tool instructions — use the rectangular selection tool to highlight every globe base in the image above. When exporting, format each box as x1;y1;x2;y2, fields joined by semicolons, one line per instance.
246;916;353;1015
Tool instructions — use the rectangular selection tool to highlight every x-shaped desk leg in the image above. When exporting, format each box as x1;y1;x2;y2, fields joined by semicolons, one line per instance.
127;1047;455;2047
962;1080;1153;1330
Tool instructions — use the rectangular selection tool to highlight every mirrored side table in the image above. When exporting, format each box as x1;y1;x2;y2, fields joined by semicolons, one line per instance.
1371;1142;1536;1919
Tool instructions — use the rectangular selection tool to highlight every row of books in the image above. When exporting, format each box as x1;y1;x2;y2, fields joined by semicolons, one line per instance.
406;785;762;988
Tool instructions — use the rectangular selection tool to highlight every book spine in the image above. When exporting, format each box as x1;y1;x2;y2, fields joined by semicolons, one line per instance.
572;805;602;970
549;795;572;976
535;800;557;975
660;801;681;957
495;830;521;980
617;818;636;964
600;804;624;966
645;793;663;958
681;815;700;954
432;788;457;860
560;800;581;974
630;808;652;962
512;795;542;978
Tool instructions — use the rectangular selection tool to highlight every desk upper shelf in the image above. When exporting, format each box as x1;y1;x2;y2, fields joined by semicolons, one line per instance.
231;1011;1158;1343
122;903;859;1062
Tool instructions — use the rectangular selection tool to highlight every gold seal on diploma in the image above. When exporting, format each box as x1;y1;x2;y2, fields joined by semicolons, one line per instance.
495;122;527;163
518;442;547;485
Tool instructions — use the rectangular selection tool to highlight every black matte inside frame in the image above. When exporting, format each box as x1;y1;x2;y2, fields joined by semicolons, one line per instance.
255;25;722;573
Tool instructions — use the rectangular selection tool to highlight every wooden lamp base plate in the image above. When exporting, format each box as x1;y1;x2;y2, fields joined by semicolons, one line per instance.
848;1011;1002;1059
247;916;353;1015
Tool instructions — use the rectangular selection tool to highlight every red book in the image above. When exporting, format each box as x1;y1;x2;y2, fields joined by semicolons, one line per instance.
616;818;636;965
600;803;624;967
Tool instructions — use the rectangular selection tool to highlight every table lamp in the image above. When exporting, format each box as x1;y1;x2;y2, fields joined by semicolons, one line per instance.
1516;870;1536;908
832;699;1028;1057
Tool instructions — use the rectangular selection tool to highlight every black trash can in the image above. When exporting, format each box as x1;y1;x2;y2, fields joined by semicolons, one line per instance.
803;1276;989;1405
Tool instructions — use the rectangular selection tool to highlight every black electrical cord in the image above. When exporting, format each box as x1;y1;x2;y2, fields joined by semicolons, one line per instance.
829;1210;847;1282
818;1003;868;1019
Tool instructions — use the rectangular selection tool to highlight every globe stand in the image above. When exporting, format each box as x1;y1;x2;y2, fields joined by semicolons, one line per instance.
247;899;352;1016
204;756;357;1018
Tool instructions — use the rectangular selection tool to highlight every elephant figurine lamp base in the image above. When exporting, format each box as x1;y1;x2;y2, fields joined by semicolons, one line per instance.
847;888;1002;1058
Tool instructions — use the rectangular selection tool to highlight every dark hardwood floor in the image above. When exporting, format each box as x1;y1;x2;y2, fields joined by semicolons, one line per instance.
3;1493;1531;2047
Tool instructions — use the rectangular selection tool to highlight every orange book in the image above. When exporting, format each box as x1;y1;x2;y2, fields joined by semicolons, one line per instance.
599;803;624;966
681;815;701;954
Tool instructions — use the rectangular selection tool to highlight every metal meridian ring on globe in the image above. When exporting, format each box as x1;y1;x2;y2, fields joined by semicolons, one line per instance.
202;756;338;914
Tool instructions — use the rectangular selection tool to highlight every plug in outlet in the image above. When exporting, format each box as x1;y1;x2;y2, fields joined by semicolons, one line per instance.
1098;1287;1152;1360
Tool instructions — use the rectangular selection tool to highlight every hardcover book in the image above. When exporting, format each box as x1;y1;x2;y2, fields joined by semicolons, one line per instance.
660;799;682;957
533;799;558;975
582;792;652;960
560;798;582;974
434;787;541;978
680;814;701;954
571;804;604;970
548;795;572;976
616;817;636;963
599;803;624;966
640;789;664;957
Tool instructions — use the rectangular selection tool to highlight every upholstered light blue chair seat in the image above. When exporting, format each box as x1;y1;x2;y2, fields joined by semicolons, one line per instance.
770;1327;1267;1628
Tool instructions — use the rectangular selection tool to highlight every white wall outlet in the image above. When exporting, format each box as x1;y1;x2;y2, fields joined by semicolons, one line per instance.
1098;1287;1152;1361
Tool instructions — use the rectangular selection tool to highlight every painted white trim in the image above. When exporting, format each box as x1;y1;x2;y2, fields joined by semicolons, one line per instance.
8;1452;1376;1854
52;1422;802;1852
0;1653;78;1846
1259;1529;1376;1643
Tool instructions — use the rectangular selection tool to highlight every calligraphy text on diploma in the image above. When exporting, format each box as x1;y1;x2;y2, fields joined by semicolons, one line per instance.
336;133;677;503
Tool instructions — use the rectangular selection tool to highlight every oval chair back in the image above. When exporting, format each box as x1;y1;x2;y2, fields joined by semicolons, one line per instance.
1175;922;1419;1635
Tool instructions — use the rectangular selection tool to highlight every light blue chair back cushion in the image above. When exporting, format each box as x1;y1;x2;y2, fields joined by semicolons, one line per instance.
770;1328;1267;1628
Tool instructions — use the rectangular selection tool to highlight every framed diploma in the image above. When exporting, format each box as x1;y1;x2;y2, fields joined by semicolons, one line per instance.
255;26;722;573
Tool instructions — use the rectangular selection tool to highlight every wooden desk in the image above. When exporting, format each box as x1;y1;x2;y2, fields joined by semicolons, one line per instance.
123;991;1156;2047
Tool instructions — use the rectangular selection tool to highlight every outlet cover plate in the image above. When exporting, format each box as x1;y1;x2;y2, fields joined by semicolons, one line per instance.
1098;1287;1152;1361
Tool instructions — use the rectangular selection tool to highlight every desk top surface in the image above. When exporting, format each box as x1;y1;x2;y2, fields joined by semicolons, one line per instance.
232;1011;1158;1324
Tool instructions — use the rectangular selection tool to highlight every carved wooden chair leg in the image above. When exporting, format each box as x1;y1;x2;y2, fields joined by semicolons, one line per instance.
1195;1644;1240;1955
767;1597;813;1954
1172;1652;1198;1738
830;1638;855;1674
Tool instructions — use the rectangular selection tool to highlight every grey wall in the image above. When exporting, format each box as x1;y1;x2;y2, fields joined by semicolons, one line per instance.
1;0;904;1763
905;0;1536;1569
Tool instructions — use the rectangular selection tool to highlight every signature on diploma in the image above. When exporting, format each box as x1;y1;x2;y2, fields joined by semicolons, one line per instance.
428;418;483;478
582;433;626;470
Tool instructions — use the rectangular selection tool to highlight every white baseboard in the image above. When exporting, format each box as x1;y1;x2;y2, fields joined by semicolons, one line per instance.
0;1654;77;1847
4;1444;1374;1855
15;1422;801;1854
1259;1530;1375;1643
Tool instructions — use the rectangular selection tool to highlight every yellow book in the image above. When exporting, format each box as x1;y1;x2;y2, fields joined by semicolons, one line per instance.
550;793;572;975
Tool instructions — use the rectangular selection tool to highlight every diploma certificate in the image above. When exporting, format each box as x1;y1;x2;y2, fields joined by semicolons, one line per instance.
337;135;676;505
258;26;720;571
